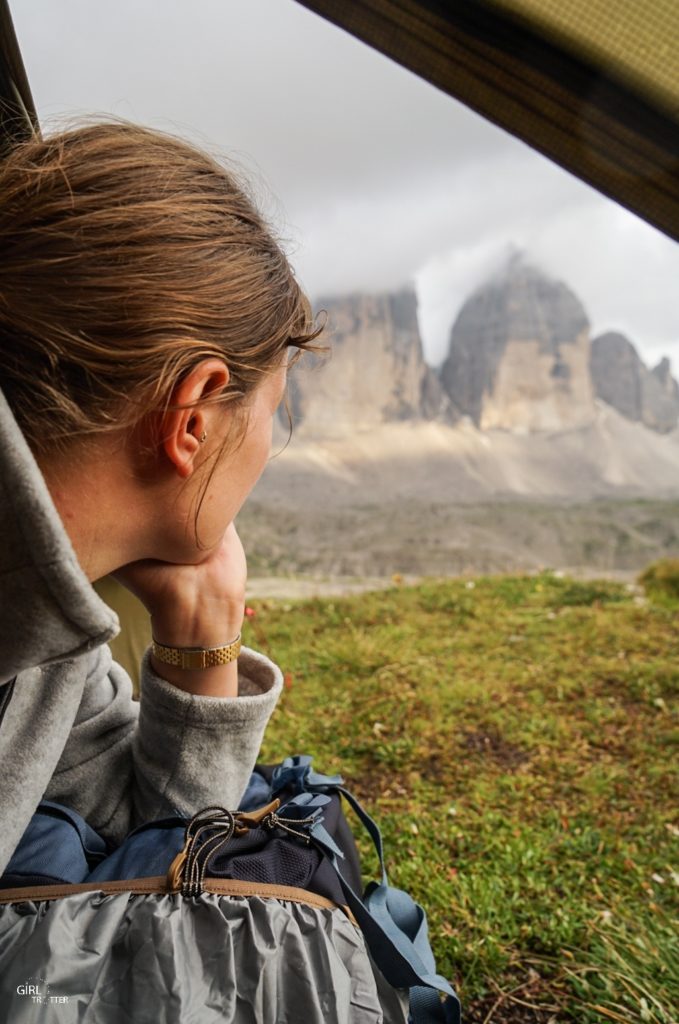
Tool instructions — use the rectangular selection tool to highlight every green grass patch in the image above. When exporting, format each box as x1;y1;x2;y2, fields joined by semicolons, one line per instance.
244;572;678;1022
639;558;679;608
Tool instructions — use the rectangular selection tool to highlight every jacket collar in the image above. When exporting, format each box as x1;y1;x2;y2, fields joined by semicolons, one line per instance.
0;389;119;683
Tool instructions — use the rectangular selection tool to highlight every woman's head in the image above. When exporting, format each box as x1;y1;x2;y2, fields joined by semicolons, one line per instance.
0;120;320;458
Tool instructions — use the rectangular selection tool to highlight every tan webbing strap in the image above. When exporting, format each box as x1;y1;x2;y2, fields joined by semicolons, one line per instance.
0;876;355;921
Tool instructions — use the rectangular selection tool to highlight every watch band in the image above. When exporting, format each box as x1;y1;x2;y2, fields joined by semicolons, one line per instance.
151;634;242;670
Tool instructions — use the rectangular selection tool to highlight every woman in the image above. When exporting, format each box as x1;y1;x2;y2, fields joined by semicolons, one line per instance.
0;120;322;876
0;123;433;1024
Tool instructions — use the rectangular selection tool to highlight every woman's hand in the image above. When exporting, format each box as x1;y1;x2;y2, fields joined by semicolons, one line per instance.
112;522;246;697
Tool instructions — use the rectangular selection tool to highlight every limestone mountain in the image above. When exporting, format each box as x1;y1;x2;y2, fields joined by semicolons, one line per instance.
439;257;596;432
275;258;677;463
259;262;679;517
590;331;679;433
283;289;455;438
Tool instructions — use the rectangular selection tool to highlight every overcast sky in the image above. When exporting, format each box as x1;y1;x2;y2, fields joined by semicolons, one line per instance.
12;0;679;370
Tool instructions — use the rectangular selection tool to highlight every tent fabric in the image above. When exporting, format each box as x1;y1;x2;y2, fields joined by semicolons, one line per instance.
0;0;37;150
492;0;678;115
489;0;679;116
294;0;679;242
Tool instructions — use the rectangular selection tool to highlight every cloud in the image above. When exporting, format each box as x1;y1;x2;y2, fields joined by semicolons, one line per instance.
414;167;679;370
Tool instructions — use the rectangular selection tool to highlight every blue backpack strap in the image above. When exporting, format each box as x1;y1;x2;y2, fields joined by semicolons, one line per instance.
273;757;461;1021
289;782;461;1023
370;885;459;1024
409;986;462;1024
340;788;460;1021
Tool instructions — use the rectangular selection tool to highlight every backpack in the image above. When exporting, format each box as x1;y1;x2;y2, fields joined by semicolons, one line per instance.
0;755;461;1023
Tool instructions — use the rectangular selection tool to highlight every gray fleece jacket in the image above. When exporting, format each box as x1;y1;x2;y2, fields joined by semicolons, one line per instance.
0;388;283;876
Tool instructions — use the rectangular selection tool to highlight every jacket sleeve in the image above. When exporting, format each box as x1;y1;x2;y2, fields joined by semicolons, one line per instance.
43;642;283;846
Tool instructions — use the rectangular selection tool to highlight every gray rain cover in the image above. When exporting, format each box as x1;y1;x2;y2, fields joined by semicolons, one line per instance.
0;890;409;1023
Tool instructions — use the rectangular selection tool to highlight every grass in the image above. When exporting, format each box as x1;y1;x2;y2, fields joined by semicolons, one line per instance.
242;571;679;1023
639;559;679;607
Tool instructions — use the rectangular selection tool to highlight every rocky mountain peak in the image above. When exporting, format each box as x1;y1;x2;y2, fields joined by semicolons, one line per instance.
440;257;594;431
651;356;678;394
284;287;456;438
281;260;675;445
591;332;679;433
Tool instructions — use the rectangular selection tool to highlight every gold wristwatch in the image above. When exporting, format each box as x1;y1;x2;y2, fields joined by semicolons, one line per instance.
151;633;242;670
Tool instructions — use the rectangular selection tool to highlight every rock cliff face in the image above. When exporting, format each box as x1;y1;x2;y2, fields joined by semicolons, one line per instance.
285;289;455;437
589;332;641;421
284;262;675;447
590;332;679;433
440;259;596;432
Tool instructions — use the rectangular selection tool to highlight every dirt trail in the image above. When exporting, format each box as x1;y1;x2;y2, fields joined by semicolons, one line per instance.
246;566;639;600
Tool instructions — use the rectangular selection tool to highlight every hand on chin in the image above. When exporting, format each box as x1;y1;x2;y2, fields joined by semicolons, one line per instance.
112;522;247;645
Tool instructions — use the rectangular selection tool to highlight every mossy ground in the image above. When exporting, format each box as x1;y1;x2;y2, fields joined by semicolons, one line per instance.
243;571;678;1023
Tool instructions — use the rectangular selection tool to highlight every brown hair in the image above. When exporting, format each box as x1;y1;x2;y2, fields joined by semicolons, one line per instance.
0;120;323;457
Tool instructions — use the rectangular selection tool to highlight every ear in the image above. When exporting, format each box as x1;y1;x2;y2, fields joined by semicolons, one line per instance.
159;358;230;479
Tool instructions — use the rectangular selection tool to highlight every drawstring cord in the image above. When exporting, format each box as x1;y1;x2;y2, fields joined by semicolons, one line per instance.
182;806;237;897
178;803;316;896
261;811;315;844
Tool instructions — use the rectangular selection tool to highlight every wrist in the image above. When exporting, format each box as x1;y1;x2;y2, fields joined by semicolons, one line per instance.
150;604;244;650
